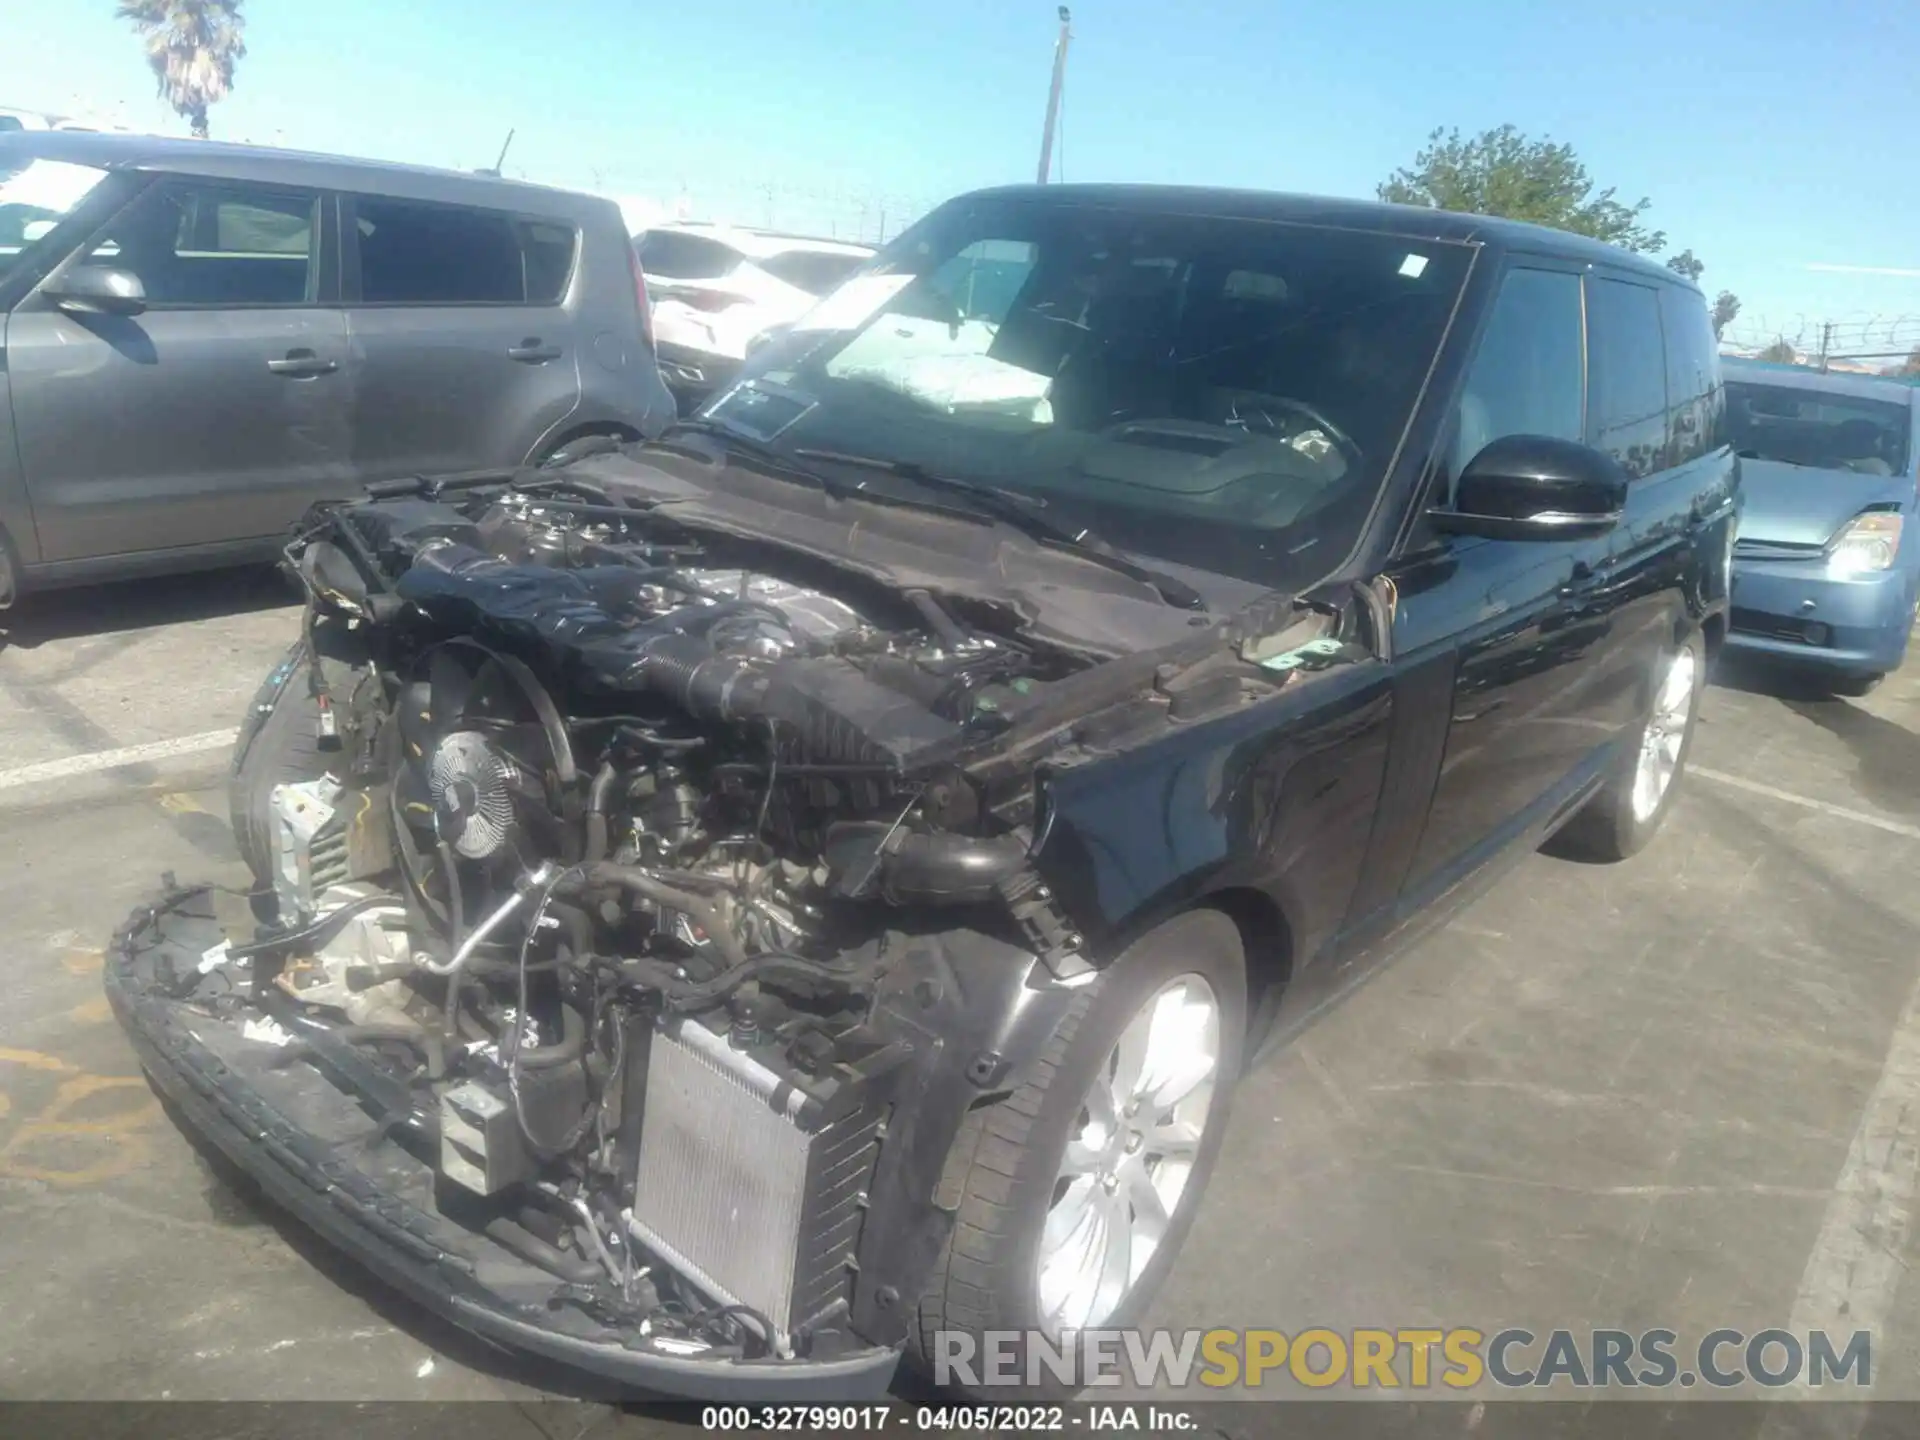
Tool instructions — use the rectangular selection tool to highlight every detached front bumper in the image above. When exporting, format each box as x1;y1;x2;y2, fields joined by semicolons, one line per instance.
104;885;902;1402
1727;557;1916;678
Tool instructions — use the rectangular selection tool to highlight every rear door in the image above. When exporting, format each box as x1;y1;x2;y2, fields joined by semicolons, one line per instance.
8;173;350;560
341;194;582;480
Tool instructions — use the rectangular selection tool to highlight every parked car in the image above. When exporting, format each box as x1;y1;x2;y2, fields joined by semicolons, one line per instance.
637;220;872;404
108;183;1734;1401
0;131;676;608
1720;357;1918;695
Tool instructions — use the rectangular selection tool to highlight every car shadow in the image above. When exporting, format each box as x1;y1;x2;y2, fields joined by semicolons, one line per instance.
1709;653;1920;817
1707;650;1838;703
0;566;299;652
1779;692;1920;818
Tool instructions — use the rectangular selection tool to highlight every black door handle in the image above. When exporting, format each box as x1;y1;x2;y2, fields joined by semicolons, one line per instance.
508;340;562;362
267;349;338;378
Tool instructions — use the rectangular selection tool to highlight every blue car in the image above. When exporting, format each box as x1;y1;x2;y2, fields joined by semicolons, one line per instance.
1724;358;1920;695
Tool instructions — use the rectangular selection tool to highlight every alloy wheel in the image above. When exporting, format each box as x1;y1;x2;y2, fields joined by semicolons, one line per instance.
1631;645;1697;823
1036;974;1221;1334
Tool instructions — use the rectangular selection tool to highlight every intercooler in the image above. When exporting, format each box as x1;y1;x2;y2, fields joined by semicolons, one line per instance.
627;1016;886;1354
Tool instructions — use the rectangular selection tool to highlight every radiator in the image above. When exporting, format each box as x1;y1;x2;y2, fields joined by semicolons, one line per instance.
627;1017;884;1353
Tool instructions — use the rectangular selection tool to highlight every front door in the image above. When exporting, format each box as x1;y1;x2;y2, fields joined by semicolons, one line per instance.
8;174;350;562
1389;262;1621;899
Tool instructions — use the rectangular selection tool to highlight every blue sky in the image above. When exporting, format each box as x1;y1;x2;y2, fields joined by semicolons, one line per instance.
3;0;1916;353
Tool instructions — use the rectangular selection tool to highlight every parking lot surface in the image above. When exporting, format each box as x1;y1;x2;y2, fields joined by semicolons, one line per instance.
4;569;1919;1429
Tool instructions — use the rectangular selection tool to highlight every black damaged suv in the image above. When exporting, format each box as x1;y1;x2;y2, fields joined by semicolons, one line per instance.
107;184;1736;1398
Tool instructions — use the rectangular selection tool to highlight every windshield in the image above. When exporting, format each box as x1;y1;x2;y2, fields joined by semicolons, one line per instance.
0;157;110;284
704;195;1472;589
1727;379;1912;476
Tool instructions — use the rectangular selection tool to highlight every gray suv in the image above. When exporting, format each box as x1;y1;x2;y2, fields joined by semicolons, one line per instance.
0;132;676;606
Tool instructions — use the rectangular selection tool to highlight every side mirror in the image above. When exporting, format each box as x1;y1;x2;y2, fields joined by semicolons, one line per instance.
44;264;147;318
1430;434;1628;541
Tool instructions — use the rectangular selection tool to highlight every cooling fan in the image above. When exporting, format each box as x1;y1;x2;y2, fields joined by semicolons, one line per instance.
392;644;568;920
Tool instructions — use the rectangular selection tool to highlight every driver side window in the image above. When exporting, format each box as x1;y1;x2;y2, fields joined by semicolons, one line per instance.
1445;266;1585;503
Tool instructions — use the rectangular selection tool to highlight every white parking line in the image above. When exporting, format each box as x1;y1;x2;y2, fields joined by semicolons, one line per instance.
1768;965;1920;1419
0;729;238;793
1692;765;1920;842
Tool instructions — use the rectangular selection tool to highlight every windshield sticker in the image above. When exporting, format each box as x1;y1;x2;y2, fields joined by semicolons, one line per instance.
1399;253;1430;279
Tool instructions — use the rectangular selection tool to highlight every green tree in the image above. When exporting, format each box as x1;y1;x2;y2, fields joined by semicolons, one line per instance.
1711;291;1741;342
116;0;247;139
1756;338;1798;364
1379;124;1667;253
1666;249;1704;283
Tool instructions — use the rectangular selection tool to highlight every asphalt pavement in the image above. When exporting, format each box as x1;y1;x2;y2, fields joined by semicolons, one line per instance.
3;568;1919;1436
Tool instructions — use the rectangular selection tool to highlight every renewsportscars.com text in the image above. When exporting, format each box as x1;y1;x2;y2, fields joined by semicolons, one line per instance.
934;1327;1872;1391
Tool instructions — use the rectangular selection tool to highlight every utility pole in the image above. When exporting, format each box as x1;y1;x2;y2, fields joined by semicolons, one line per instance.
1818;320;1833;373
1036;7;1072;184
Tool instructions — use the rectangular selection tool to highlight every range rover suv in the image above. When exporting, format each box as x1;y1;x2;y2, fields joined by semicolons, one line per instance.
107;184;1736;1399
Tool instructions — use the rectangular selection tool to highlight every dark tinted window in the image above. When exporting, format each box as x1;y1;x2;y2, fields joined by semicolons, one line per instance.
1727;380;1911;474
518;219;577;304
79;178;316;306
1661;286;1723;467
1586;278;1668;478
1448;267;1584;490
756;249;867;296
355;198;522;304
0;116;23;133
636;230;741;280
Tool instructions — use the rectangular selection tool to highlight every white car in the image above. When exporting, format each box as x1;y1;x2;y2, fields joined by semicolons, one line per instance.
636;221;873;403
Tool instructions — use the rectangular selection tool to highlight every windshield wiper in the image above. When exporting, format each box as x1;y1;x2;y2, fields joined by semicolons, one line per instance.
661;418;866;499
791;447;1206;611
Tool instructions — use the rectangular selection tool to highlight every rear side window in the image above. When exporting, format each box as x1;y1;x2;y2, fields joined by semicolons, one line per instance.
1660;286;1723;467
1587;278;1668;478
355;198;525;304
636;230;741;280
1446;266;1585;490
518;219;577;304
756;248;867;296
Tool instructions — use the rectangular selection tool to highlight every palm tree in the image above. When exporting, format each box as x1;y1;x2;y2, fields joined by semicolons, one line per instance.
116;0;247;139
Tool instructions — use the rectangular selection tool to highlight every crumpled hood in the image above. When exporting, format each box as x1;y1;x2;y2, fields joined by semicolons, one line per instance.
1737;458;1917;547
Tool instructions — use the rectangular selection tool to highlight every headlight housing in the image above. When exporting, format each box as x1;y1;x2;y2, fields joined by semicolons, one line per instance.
1828;511;1904;578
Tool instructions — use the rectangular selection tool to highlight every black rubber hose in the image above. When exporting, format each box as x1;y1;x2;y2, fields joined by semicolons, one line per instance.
566;862;746;968
621;948;887;1012
904;588;970;650
510;1000;589;1071
584;762;617;863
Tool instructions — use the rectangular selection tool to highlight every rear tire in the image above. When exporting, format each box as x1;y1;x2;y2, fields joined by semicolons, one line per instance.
1549;628;1705;863
909;909;1246;1398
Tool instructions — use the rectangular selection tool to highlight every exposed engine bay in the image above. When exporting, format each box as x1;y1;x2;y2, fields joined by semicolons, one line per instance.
109;463;1347;1386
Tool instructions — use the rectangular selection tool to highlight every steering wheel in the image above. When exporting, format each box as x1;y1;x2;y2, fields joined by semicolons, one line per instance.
1222;396;1362;468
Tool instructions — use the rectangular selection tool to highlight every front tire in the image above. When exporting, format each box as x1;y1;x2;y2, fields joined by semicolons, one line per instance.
1550;628;1705;862
910;909;1246;1396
